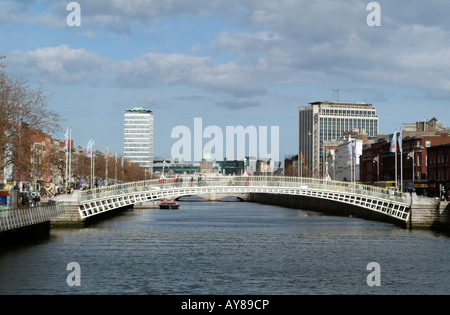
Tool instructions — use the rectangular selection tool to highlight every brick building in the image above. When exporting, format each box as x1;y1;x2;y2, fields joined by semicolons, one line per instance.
361;127;450;195
427;143;450;199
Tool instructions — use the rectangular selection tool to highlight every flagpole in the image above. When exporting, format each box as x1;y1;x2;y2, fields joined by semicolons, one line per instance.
400;129;403;192
353;141;356;182
90;142;93;189
395;130;398;191
115;153;117;185
65;149;68;192
92;139;96;190
301;153;303;186
64;127;68;192
351;141;354;192
105;147;108;188
91;139;94;189
69;128;72;192
352;141;355;184
351;139;354;184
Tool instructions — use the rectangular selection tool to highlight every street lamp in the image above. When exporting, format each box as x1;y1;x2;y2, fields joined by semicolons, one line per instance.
407;150;415;190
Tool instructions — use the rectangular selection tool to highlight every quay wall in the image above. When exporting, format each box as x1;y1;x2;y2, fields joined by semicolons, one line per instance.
409;194;450;230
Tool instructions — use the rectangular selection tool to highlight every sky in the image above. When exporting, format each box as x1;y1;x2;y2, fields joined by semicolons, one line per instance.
1;0;450;161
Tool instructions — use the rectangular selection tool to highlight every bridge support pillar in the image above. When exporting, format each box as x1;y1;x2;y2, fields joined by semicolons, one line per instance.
50;201;84;227
409;193;450;230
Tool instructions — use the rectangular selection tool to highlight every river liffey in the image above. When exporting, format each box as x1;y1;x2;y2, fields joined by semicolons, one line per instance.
0;201;449;295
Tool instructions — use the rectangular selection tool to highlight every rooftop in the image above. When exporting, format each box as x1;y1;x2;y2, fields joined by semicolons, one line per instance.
126;106;153;113
308;101;372;107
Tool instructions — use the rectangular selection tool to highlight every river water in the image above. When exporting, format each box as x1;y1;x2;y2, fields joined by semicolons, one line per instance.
0;200;449;295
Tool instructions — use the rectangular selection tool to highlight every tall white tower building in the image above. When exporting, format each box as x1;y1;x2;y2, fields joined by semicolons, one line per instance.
124;106;154;174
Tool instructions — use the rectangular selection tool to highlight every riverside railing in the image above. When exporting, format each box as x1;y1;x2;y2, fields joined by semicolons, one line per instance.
79;176;406;204
0;203;65;232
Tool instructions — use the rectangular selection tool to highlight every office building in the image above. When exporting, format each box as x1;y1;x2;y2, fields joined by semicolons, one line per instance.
299;101;379;178
124;106;154;174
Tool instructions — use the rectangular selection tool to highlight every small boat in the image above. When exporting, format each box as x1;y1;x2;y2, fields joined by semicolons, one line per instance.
159;200;180;210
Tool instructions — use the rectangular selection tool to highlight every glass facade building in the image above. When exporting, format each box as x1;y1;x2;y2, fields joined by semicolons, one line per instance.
299;102;379;178
124;106;154;173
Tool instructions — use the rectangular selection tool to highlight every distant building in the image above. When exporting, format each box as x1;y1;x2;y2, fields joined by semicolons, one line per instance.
124;106;154;174
298;101;379;178
153;158;199;175
199;151;214;174
332;134;369;182
402;117;446;136
360;117;450;196
427;143;450;200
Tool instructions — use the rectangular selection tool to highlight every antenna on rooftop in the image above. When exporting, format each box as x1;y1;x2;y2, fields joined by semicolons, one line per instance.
333;85;339;103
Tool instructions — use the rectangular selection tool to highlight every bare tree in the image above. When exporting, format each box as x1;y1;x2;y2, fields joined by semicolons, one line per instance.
0;57;63;178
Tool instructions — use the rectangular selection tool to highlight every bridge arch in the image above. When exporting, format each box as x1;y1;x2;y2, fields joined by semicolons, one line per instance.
76;176;411;226
174;195;246;202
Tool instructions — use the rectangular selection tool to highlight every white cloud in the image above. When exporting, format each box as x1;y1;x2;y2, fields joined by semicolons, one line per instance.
5;0;450;102
7;45;108;84
211;31;283;57
216;98;260;110
113;52;267;97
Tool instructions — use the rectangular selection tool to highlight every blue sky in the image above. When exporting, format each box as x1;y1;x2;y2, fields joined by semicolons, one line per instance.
1;0;450;161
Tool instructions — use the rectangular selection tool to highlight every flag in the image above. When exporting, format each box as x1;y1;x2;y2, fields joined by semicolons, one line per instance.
86;139;95;157
64;127;69;151
390;131;397;153
106;147;109;162
398;130;403;153
86;139;91;157
301;152;305;164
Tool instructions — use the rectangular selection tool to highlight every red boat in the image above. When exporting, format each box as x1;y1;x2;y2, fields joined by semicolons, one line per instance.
159;200;180;210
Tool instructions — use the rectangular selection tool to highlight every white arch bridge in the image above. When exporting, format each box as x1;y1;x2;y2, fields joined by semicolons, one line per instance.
77;176;412;226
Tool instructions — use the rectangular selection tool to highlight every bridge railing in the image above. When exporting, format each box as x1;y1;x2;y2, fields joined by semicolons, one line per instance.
79;175;405;204
0;203;66;232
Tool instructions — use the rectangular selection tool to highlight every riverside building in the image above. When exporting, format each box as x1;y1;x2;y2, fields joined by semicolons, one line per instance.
124;106;154;174
299;101;379;178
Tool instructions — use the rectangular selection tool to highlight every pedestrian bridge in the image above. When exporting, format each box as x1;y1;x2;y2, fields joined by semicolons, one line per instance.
78;175;411;225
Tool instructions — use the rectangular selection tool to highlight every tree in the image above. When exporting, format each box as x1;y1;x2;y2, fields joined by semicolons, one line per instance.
0;56;63;181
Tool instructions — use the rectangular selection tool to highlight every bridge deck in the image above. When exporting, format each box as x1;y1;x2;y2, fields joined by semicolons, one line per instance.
0;204;65;232
77;176;410;223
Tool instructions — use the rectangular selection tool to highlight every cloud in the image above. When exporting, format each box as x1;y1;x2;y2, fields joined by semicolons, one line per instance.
216;98;260;110
0;1;66;28
5;0;450;101
113;52;267;97
7;45;108;83
211;31;283;57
